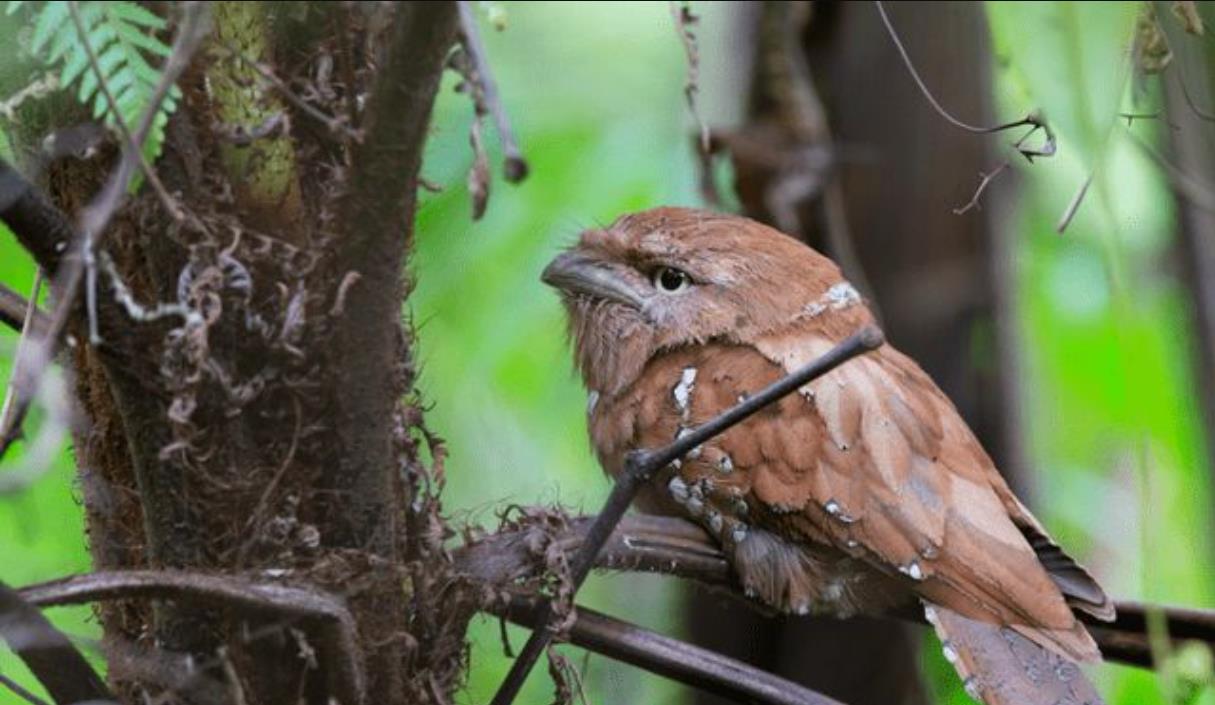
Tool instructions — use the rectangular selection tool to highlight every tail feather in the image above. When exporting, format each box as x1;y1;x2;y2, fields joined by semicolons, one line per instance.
1015;520;1115;622
925;602;1105;705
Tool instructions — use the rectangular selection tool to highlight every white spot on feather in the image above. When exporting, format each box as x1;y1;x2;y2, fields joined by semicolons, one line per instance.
668;476;689;503
673;367;697;416
963;678;981;699
941;641;958;664
923;604;939;626
586;390;600;416
825;282;861;308
823;499;857;523
800;280;862;319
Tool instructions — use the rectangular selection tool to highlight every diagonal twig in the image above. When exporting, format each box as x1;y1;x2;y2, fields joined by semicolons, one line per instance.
0;270;45;463
500;597;846;705
488;325;885;705
0;671;50;705
1055;173;1093;234
0;283;49;336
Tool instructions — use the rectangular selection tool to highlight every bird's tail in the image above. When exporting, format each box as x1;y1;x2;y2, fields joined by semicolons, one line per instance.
924;602;1105;705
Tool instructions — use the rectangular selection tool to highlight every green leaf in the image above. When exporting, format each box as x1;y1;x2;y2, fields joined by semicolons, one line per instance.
30;0;68;54
25;1;181;162
114;20;170;56
105;1;164;30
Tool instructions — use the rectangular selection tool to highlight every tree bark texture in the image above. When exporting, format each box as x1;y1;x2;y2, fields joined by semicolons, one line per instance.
13;4;460;704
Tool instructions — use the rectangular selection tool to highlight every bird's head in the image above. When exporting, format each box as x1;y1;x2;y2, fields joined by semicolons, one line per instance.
542;207;856;395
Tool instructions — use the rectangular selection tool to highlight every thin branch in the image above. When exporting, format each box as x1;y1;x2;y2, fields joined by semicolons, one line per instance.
19;570;365;705
0;581;113;705
1119;111;1179;130
1055;173;1093;234
0;3;209;460
954;123;1060;216
0;283;48;337
0;671;50;705
0;270;44;454
455;1;528;182
874;1;1055;161
489;325;885;705
500;598;846;705
953;162;1010;216
1175;62;1215;123
68;0;183;222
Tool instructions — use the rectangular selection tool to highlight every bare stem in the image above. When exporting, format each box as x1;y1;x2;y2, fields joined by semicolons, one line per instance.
456;1;528;182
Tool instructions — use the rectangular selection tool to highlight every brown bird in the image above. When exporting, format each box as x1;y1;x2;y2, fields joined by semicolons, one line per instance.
542;207;1114;705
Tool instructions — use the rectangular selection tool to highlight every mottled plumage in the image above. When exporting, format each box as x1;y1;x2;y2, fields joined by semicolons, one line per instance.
543;207;1113;705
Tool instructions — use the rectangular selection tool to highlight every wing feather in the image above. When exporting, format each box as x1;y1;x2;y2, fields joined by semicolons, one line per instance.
589;335;1106;661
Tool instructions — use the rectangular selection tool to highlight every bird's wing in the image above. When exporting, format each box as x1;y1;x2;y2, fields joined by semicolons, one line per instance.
747;328;1105;662
594;331;1106;662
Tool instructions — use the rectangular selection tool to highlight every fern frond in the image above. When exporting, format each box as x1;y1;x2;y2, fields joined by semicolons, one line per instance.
21;0;180;163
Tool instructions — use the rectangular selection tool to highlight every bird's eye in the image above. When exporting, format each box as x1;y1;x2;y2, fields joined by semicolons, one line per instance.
653;266;691;293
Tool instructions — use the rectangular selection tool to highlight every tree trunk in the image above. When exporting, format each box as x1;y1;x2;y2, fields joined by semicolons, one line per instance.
15;4;460;704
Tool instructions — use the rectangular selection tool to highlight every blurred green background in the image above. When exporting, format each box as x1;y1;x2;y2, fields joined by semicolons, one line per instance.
3;2;1215;704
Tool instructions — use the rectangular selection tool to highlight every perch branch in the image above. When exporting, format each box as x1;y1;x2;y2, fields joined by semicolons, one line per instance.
19;570;365;705
457;513;1213;671
500;597;846;705
489;325;886;705
0;581;113;705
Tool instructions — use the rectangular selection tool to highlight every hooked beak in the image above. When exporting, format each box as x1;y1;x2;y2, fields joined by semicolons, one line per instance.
541;251;649;309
